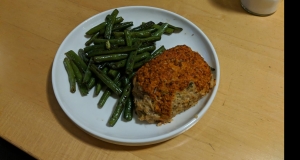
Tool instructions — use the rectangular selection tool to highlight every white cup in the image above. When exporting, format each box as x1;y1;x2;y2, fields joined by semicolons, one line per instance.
241;0;281;16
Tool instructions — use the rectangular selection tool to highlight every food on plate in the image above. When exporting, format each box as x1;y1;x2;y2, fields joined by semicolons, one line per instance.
62;8;185;126
132;45;216;125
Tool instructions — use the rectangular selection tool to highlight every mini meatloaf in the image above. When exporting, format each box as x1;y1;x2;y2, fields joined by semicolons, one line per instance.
132;45;216;125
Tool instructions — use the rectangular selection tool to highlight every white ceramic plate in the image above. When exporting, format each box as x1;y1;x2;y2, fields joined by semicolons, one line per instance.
52;6;220;146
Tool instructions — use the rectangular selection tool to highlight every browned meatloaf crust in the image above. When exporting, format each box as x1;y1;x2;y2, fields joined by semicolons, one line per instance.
132;45;215;125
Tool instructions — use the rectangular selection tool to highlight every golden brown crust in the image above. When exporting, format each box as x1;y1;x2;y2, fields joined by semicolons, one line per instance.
134;45;213;123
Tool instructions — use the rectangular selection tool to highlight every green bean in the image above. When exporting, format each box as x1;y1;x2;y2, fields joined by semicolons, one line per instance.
108;82;132;127
96;63;107;70
69;59;83;83
152;24;174;34
78;48;89;64
93;53;128;63
67;53;90;95
85;17;124;36
93;38;125;46
109;52;150;69
104;9;119;39
82;59;93;84
123;94;134;121
77;81;89;96
130;21;155;31
94;67;109;96
112;22;133;31
65;50;87;74
121;76;129;87
151;23;169;37
94;81;102;96
132;36;161;44
105;14;111;22
132;46;166;70
128;71;136;80
83;44;106;53
86;77;96;90
133;58;148;70
120;71;135;87
90;64;122;96
87;44;139;57
124;29;132;46
137;45;156;54
97;73;121;108
97;89;111;108
142;28;157;33
63;57;76;93
85;22;106;36
157;22;183;33
162;27;174;34
85;32;99;46
125;50;137;75
112;30;151;38
148;45;166;60
101;67;109;74
135;52;151;62
107;69;119;78
105;40;111;50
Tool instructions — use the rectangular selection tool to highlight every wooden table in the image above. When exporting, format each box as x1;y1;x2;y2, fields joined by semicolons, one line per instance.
0;0;284;159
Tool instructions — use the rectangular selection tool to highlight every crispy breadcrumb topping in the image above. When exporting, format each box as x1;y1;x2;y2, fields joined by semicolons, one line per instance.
135;45;212;120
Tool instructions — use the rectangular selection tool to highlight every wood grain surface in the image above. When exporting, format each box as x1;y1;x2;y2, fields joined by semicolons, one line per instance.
0;0;284;159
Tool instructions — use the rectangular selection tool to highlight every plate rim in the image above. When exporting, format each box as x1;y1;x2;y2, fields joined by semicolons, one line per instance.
52;5;220;146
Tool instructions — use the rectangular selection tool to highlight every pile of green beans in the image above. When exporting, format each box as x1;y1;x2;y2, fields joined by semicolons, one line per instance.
62;8;183;127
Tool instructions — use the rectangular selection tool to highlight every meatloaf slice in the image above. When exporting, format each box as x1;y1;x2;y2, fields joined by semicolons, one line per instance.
132;45;215;125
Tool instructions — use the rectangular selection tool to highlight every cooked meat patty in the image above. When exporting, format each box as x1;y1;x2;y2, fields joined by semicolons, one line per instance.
132;45;216;125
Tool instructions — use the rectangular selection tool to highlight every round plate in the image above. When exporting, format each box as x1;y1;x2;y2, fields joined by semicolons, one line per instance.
52;6;220;146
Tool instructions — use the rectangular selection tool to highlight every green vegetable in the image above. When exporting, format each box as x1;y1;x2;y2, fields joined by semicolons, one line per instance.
87;44;139;57
152;24;174;34
83;44;106;53
86;77;96;90
82;59;93;84
93;38;126;46
112;30;151;38
107;69;119;78
85;32;99;46
94;81;102;96
104;9;119;39
125;50;137;75
85;22;106;36
137;45;156;54
124;29;132;46
78;48;89;64
90;64;122;96
97;72;121;108
69;58;83;83
93;53;128;63
77;82;89;96
109;52;150;69
123;95;134;121
157;22;183;33
151;23;169;37
148;45;166;61
85;17;124;36
130;21;155;31
132;36;161;44
108;82;132;127
112;22;133;31
63;57;76;93
65;50;88;73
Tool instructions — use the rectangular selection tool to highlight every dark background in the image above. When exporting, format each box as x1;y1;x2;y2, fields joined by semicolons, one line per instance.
0;137;36;160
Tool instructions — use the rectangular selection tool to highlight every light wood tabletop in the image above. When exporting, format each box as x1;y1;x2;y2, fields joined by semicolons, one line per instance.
0;0;284;159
